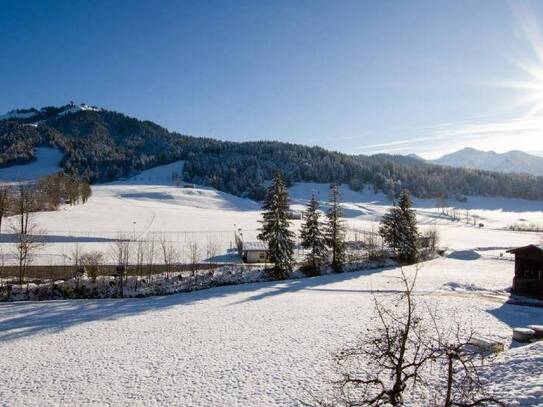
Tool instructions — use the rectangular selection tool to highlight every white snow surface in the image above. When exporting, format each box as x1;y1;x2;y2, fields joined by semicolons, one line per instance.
57;103;101;116
0;147;62;183
0;161;542;405
0;258;542;405
0;172;539;265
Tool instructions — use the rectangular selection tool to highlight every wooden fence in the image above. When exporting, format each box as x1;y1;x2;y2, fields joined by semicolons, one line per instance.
0;262;251;282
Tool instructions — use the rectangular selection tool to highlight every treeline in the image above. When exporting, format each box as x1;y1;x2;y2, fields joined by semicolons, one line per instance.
183;143;543;200
2;106;543;201
0;174;91;233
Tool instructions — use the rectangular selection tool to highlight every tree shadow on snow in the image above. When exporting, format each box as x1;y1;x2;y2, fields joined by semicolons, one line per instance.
0;290;220;342
229;266;395;305
447;250;481;261
487;302;543;348
0;233;117;243
0;265;393;342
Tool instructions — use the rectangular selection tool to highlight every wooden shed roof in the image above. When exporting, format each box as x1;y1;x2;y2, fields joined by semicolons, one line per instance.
506;244;543;254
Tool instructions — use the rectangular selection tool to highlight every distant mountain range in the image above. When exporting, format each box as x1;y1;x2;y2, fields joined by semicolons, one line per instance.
427;148;543;177
2;103;543;200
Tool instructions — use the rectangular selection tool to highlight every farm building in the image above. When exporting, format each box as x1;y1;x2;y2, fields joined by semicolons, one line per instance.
241;241;269;263
234;229;269;263
506;244;543;298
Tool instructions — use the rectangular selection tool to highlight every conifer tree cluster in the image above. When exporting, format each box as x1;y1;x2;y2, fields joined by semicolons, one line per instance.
257;171;295;279
260;176;347;278
379;190;419;264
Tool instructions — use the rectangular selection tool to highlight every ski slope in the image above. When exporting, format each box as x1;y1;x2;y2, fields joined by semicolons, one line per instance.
0;147;62;183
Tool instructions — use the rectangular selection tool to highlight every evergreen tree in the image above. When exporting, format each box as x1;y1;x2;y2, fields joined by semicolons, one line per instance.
258;171;295;279
300;194;328;273
325;184;346;272
379;190;419;264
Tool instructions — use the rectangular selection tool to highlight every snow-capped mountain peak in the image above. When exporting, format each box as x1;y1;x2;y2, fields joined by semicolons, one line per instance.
432;147;543;177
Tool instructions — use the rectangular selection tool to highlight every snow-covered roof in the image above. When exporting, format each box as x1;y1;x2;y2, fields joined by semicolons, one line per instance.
242;241;268;251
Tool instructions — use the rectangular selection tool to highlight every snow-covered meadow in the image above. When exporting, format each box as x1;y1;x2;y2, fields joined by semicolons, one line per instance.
0;257;542;405
0;154;541;265
0;154;542;405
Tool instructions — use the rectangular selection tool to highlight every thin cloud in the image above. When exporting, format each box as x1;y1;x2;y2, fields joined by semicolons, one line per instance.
355;115;543;158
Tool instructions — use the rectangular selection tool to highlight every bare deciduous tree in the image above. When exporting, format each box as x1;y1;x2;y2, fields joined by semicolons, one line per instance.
110;233;131;297
9;184;45;285
145;236;157;286
363;226;386;262
186;240;201;276
427;314;504;407
159;234;180;278
80;251;103;281
322;270;435;406
0;184;11;234
205;236;220;262
313;269;502;407
10;218;45;285
422;226;440;256
134;239;145;289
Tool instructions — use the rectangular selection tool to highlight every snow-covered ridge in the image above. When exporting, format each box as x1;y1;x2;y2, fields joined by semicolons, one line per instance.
431;147;543;177
0;103;101;121
57;103;101;116
0;108;39;120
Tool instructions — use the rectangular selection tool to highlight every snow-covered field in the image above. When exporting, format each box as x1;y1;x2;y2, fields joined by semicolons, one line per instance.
0;156;542;405
0;257;542;405
0;157;541;265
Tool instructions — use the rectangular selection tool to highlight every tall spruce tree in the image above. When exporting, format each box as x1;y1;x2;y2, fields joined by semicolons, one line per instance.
258;171;295;279
300;194;328;273
325;183;346;272
379;189;419;264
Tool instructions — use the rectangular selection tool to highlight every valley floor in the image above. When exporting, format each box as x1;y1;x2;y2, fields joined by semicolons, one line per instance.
0;255;542;406
0;159;542;405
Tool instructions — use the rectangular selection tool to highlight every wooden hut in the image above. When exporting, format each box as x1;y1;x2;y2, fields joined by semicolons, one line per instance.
506;244;543;298
241;241;269;263
234;229;269;263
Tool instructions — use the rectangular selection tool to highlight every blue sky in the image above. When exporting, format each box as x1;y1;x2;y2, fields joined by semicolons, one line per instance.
2;0;543;158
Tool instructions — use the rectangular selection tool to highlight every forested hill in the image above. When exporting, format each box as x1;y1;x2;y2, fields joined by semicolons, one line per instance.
1;103;543;201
